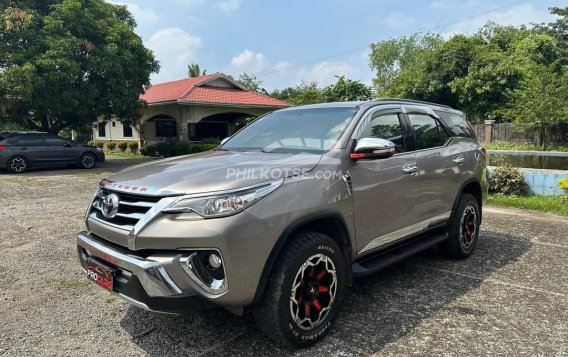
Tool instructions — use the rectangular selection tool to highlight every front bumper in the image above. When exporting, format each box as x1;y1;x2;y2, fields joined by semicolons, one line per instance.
77;232;217;313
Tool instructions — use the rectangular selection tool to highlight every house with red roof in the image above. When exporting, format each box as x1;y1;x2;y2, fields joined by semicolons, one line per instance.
91;73;290;143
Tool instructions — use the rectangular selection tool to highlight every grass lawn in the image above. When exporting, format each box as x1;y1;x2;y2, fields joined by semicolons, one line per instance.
488;194;568;216
484;141;568;152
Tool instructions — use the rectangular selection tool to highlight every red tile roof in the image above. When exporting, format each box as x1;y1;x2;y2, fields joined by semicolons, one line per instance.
141;73;290;108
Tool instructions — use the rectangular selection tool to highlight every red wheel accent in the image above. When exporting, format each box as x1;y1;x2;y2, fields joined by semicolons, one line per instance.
312;299;321;310
304;303;310;316
316;270;326;281
318;286;329;293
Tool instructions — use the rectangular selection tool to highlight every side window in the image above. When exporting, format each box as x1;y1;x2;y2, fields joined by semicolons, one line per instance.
358;113;405;153
123;122;133;137
45;137;67;146
17;137;45;146
98;122;107;137
435;111;475;138
408;114;449;150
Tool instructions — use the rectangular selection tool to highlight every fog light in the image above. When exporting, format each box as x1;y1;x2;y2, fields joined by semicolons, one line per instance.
208;254;222;269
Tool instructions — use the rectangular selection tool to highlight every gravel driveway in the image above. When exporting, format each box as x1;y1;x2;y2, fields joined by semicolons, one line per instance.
0;158;566;356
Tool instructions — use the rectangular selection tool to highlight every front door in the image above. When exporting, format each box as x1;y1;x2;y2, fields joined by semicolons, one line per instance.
44;137;76;164
349;107;419;254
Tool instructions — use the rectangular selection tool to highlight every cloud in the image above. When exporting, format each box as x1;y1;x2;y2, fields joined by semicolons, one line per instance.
382;12;415;28
147;28;203;83
230;49;268;73
446;3;556;35
108;2;159;25
295;61;358;86
216;0;241;12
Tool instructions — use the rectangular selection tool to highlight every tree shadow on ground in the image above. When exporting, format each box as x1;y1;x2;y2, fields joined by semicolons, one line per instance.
120;230;531;356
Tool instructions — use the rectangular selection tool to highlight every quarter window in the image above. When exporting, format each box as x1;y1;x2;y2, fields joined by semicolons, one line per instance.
17;137;44;146
358;113;405;153
435;111;475;138
408;114;449;150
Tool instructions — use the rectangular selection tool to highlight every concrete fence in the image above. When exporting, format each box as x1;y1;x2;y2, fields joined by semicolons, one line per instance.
488;166;567;196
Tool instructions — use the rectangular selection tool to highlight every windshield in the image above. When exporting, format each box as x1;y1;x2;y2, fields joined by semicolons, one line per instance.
221;107;359;154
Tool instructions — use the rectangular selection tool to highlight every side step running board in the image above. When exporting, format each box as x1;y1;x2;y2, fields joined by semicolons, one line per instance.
352;231;449;278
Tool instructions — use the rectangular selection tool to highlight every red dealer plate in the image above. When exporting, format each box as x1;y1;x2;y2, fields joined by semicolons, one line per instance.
86;260;114;292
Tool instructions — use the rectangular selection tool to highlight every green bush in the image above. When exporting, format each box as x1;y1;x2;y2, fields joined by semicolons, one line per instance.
106;142;117;151
489;164;529;196
156;141;176;158
117;141;128;153
128;141;139;153
202;137;221;145
175;141;192;155
88;141;104;149
194;143;218;152
140;142;157;157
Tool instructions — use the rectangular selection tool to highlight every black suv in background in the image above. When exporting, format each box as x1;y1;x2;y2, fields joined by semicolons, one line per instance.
0;132;105;173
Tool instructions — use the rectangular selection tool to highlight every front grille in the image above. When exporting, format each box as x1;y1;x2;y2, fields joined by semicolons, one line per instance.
90;189;161;230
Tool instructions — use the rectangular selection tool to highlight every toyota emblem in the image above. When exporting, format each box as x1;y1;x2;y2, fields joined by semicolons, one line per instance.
101;193;120;218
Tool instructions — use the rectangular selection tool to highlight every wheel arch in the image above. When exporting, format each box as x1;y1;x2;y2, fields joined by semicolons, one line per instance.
453;179;483;221
252;212;354;304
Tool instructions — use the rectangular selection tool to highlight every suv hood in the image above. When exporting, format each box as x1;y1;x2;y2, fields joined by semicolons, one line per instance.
102;150;323;196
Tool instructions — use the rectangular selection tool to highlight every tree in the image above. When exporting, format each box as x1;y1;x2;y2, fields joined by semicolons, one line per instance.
503;66;568;150
271;81;323;105
188;62;206;78
0;0;159;134
321;76;372;102
237;73;266;93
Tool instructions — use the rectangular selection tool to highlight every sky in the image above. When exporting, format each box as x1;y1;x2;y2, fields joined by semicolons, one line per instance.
109;0;564;90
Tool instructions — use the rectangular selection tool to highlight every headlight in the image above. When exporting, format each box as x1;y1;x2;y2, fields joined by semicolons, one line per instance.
162;179;283;218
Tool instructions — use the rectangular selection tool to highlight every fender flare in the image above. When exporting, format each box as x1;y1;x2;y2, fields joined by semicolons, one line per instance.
252;211;354;304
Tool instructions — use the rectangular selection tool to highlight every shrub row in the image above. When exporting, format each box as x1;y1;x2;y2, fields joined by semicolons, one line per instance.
140;140;218;158
88;141;139;153
489;164;529;196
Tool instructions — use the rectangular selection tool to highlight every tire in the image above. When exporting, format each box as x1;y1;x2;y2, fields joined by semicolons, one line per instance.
253;231;346;348
7;156;29;173
79;152;97;169
440;193;481;259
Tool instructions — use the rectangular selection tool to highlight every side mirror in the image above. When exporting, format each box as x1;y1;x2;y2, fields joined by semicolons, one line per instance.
64;142;72;148
350;138;395;160
220;137;230;146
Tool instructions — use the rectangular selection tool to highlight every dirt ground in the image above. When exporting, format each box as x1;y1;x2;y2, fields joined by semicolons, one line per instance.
0;158;566;356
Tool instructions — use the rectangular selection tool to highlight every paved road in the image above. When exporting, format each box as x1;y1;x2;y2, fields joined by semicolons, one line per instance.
0;158;566;356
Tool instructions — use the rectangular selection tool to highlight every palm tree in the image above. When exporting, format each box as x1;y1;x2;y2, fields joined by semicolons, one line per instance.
188;63;207;78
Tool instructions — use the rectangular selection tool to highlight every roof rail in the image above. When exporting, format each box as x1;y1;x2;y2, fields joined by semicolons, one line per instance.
372;98;453;109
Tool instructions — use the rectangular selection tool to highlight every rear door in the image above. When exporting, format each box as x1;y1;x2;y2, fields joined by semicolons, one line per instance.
349;106;420;254
403;105;461;223
16;136;48;165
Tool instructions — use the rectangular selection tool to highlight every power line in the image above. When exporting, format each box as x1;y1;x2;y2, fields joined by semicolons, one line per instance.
251;0;530;77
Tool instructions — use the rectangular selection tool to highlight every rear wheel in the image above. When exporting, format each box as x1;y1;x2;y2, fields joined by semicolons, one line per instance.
253;231;345;348
8;156;29;173
440;193;480;259
79;153;96;169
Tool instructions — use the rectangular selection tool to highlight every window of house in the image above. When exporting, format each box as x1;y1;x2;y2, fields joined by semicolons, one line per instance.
98;123;106;137
123;122;133;137
155;120;177;138
408;114;449;150
112;121;116;127
358;113;405;153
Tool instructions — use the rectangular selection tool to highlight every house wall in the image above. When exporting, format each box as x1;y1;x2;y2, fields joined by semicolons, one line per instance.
93;104;278;143
92;119;140;142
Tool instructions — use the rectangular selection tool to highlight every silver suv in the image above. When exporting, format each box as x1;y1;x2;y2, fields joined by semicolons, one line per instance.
77;99;487;347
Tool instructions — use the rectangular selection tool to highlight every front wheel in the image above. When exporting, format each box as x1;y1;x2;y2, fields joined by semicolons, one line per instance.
253;231;345;348
79;153;96;169
440;193;481;259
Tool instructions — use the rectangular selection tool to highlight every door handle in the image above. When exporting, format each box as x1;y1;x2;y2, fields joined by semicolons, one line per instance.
453;155;465;165
402;163;418;174
20;146;28;150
